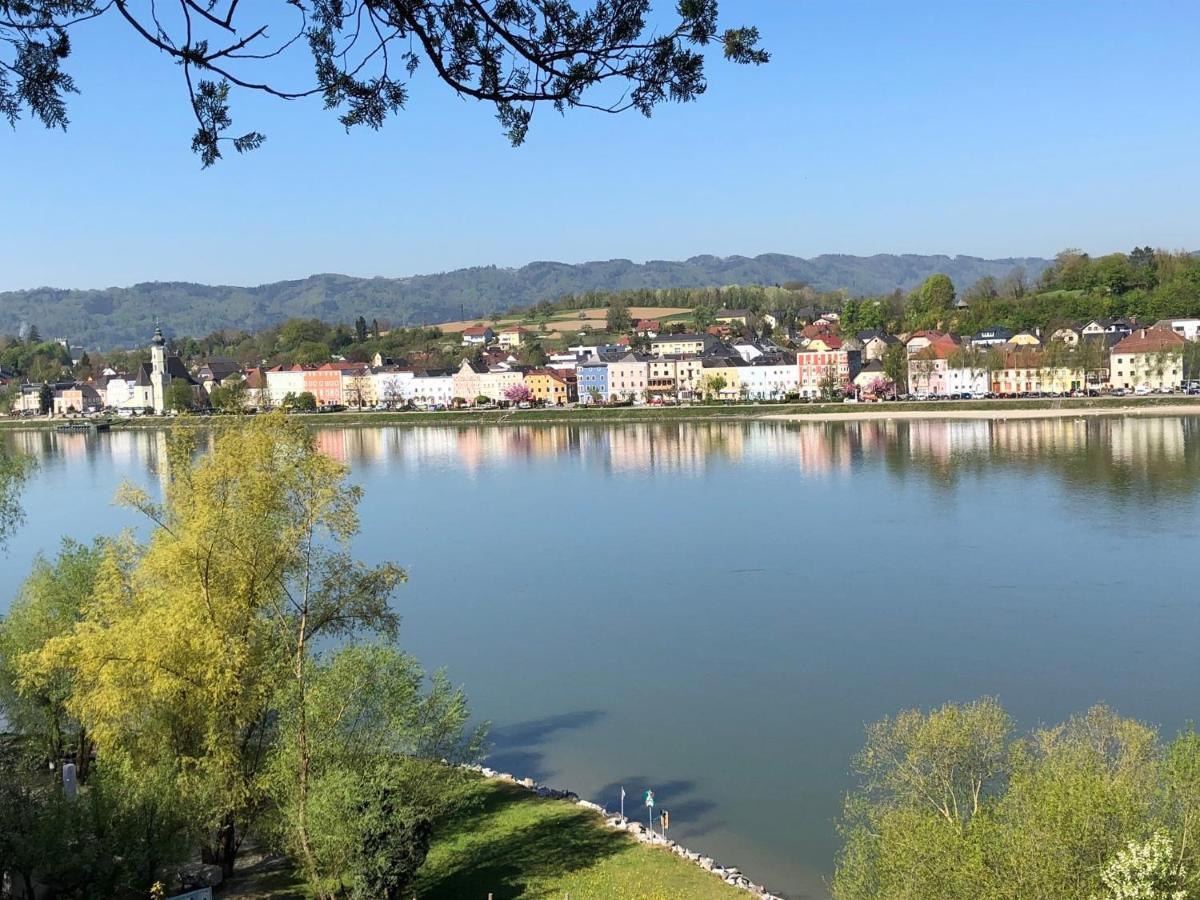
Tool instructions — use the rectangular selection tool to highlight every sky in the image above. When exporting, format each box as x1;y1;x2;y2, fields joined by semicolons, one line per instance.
1;1;1198;291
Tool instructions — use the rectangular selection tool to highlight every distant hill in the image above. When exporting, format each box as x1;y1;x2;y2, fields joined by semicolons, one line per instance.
0;253;1051;349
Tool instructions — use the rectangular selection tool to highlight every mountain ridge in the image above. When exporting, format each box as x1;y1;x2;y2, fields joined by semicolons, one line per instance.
0;252;1052;349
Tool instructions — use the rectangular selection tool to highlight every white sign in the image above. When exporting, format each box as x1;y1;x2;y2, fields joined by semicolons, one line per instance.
644;789;655;808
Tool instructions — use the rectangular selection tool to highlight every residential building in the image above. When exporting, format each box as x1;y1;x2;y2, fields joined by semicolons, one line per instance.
1009;331;1042;346
796;336;861;398
987;350;1078;395
460;325;496;346
741;355;799;400
907;337;988;397
646;356;706;401
1049;326;1082;346
1082;318;1134;340
577;359;609;403
196;358;240;392
373;368;417;408
606;353;650;402
452;359;488;402
480;366;526;403
524;368;572;406
904;330;944;357
53;383;102;415
649;333;714;357
853;359;891;397
856;329;900;361
265;365;312;407
408;372;456;407
1110;325;1186;391
700;357;744;401
498;326;531;348
715;309;752;327
634;319;661;337
1163;318;1200;342
967;326;1015;347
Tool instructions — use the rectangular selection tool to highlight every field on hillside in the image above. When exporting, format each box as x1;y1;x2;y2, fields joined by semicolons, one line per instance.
436;307;693;339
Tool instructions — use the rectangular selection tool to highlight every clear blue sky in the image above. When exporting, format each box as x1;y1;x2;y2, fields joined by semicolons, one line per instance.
2;1;1198;291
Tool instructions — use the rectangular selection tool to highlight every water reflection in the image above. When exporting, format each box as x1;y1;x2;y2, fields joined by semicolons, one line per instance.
7;416;1197;500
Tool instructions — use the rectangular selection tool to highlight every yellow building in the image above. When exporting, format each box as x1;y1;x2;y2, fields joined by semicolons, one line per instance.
498;326;531;348
523;369;571;406
699;360;743;400
649;334;713;357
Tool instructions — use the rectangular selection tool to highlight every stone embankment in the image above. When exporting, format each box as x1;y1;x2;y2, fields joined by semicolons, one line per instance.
462;763;785;900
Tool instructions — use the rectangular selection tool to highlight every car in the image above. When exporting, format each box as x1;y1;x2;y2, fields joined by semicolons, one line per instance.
517;401;532;409
1134;385;1152;396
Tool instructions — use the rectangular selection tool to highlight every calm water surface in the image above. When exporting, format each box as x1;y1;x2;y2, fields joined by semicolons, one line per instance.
4;417;1200;899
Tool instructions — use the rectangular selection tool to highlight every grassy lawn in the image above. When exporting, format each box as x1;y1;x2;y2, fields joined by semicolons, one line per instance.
411;778;744;900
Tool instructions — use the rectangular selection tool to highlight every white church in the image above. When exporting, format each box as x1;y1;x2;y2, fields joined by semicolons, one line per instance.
106;326;201;414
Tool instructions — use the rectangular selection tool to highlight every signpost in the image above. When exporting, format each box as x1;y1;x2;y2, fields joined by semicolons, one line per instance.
620;786;625;818
644;789;655;833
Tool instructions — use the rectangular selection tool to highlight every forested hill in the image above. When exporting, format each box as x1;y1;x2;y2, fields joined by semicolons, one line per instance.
1;253;1050;349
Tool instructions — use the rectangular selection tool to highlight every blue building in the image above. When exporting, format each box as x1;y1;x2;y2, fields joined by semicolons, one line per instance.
577;360;609;404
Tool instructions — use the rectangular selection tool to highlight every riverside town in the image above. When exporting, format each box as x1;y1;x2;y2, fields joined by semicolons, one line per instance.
9;310;1200;419
6;3;1200;900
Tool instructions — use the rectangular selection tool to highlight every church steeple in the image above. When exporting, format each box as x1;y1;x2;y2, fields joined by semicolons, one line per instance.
149;322;169;414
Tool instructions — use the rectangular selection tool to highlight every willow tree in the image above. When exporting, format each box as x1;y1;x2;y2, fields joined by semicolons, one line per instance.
26;414;404;877
2;2;767;165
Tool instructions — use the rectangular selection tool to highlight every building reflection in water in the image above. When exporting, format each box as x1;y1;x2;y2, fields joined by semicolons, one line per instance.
3;416;1197;499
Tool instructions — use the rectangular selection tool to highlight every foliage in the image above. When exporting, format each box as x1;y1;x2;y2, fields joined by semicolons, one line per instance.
3;2;765;165
0;449;29;546
283;390;318;411
351;784;432;900
832;699;1200;900
208;379;248;413
0;255;1056;350
22;416;401;875
164;378;195;412
606;297;633;334
0;748;189;900
0;539;105;767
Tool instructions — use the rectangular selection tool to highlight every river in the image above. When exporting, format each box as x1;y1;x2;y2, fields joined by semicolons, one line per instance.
3;416;1200;898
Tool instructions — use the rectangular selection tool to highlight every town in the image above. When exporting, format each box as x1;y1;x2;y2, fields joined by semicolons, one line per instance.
5;306;1200;418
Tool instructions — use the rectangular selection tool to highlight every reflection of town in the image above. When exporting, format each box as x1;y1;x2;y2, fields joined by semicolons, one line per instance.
4;417;1198;493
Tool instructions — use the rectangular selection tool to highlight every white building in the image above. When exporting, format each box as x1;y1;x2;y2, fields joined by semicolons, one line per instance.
265;366;310;407
741;360;799;400
1164;319;1200;342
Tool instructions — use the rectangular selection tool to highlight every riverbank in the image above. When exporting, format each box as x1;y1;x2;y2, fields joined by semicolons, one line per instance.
4;396;1200;431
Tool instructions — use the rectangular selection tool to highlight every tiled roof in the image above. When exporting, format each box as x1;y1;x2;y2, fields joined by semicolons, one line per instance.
1112;325;1186;354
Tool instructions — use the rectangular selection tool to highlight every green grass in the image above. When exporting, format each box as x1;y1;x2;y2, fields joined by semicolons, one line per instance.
411;777;744;900
5;395;1199;432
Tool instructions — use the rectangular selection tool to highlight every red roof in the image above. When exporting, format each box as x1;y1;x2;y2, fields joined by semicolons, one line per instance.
462;325;494;336
1113;325;1186;354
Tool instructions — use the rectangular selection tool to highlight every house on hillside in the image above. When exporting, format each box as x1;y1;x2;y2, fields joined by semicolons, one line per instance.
856;329;899;361
461;325;495;346
498;326;531;348
967;326;1014;347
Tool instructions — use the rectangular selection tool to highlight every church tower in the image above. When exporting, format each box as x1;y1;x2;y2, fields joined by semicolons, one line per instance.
150;325;169;414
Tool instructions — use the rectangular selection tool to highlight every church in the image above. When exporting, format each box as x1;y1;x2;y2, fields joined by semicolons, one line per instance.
130;326;199;413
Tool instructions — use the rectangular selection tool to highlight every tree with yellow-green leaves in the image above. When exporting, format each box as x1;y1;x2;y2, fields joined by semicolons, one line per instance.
19;414;448;887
